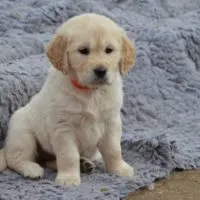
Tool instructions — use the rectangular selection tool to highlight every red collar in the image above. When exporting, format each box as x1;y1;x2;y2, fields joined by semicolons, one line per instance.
70;79;93;91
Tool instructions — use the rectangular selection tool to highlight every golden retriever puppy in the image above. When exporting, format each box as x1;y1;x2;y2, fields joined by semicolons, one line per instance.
5;13;136;187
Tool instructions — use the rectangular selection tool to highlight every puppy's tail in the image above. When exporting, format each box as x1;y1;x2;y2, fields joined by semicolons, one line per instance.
0;148;6;171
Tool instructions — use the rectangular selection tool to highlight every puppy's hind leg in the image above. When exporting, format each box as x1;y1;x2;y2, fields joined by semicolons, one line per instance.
5;110;44;179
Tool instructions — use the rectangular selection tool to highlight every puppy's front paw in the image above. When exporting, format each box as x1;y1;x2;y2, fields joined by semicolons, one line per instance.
55;172;81;187
107;161;134;178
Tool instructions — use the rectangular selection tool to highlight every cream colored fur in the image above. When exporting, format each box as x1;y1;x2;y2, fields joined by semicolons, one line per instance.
5;13;136;187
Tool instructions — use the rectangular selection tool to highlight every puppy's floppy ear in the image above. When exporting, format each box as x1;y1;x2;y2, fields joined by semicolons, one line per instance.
46;35;68;72
120;35;136;75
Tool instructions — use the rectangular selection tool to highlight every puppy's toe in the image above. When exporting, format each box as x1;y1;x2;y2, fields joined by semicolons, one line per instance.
55;172;80;187
107;161;134;178
119;162;134;178
80;157;95;173
22;162;44;179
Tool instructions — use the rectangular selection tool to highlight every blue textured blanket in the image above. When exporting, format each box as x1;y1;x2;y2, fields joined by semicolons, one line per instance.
0;0;200;199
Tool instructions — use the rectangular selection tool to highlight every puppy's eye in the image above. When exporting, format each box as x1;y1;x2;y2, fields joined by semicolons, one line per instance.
105;47;113;54
78;48;90;55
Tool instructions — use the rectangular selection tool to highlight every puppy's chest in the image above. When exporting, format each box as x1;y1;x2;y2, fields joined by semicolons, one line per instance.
66;88;122;121
90;87;122;113
75;94;119;143
85;101;113;120
54;89;122;153
73;98;117;126
75;113;104;152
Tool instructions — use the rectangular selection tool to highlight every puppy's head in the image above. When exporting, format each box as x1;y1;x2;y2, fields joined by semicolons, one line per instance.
46;13;136;87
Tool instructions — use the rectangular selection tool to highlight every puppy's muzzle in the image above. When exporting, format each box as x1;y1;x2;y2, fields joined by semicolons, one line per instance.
93;67;107;79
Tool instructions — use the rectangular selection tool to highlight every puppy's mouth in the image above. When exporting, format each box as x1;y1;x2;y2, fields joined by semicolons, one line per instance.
92;77;110;86
70;77;110;91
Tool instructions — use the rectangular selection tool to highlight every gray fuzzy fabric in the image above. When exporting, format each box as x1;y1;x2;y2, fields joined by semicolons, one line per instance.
1;0;200;199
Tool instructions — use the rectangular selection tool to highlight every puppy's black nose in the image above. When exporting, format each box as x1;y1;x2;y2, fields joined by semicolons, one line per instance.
93;67;107;78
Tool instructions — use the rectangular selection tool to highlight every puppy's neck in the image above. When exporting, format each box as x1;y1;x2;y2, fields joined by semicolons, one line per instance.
70;79;95;91
47;67;122;102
